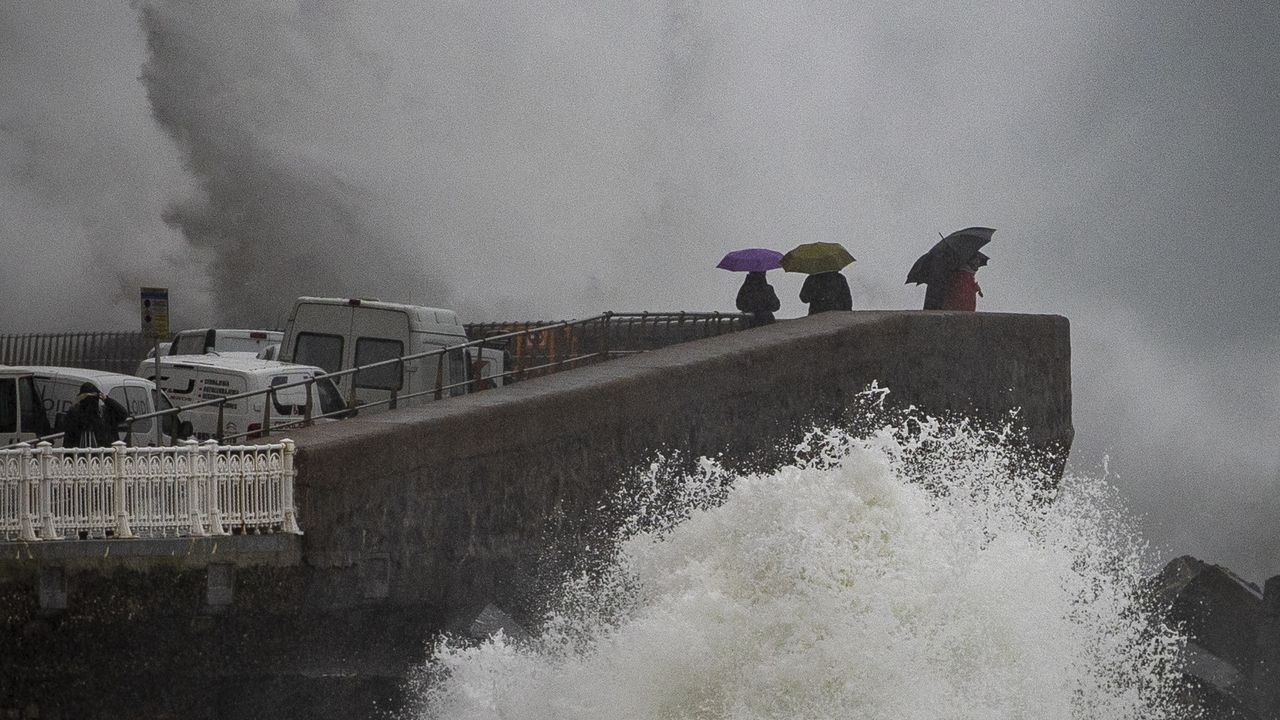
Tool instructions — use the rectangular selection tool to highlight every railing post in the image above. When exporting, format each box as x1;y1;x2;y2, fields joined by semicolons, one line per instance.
111;441;134;539
216;400;225;442
36;442;60;540
261;388;273;438
203;440;226;536
434;354;444;400
124;419;133;447
302;379;314;425
184;440;206;537
601;314;612;361
16;443;37;542
280;439;301;535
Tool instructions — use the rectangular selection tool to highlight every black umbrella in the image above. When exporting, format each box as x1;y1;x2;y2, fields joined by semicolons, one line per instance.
905;227;995;285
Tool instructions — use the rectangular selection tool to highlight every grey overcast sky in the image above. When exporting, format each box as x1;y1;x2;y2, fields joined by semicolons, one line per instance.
2;2;1277;579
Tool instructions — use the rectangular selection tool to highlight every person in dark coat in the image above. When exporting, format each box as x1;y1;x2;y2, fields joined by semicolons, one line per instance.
799;271;852;315
735;271;781;328
922;279;947;310
926;253;985;311
61;383;129;448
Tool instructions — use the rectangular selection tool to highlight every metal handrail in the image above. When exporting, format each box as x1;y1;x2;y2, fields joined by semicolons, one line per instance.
216;351;609;443
5;309;749;449
139;314;612;444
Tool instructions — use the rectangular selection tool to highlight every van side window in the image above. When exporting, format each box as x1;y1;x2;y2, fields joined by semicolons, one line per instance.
0;379;16;433
270;375;309;415
296;333;344;374
42;378;73;432
125;387;154;434
19;377;47;436
107;387;150;434
354;338;404;390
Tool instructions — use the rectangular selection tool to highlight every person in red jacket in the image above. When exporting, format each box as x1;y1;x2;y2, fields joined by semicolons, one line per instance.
940;254;985;311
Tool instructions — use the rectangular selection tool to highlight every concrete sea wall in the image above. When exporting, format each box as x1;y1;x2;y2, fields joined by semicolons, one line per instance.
293;310;1073;612
0;311;1072;719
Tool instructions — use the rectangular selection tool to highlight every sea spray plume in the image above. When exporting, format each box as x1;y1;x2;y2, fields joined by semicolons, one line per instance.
137;0;446;326
0;2;207;331
412;414;1189;719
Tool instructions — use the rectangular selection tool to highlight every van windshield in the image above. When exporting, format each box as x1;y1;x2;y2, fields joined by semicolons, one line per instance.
267;374;346;418
270;374;312;416
171;332;206;355
153;390;182;439
218;335;277;353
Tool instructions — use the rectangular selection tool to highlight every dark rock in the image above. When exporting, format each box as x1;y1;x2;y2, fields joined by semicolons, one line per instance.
1256;576;1280;719
447;602;532;645
1154;555;1271;718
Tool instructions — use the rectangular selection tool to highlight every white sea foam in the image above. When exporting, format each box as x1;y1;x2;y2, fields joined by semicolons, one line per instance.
412;416;1187;719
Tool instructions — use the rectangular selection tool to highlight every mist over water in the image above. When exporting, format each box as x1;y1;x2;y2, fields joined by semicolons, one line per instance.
413;417;1187;719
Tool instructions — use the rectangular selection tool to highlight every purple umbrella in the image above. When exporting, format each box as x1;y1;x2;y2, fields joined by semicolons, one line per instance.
716;248;784;272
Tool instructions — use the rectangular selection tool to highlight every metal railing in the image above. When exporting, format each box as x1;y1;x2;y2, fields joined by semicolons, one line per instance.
466;311;747;367
7;311;750;448
0;332;150;374
0;440;299;541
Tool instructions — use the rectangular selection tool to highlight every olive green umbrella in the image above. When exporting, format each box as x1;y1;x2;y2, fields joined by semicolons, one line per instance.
780;242;855;274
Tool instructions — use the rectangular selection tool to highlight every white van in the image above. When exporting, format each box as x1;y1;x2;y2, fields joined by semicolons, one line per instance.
11;366;188;447
137;355;346;441
279;297;471;411
0;367;51;447
166;329;283;357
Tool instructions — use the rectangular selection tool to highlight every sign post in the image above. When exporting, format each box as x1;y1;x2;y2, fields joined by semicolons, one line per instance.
140;287;170;446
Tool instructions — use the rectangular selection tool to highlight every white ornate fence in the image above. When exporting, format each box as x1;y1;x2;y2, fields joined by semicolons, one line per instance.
0;440;300;541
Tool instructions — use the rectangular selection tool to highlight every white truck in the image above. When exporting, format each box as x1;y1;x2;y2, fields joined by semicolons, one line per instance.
136;355;346;441
278;297;476;411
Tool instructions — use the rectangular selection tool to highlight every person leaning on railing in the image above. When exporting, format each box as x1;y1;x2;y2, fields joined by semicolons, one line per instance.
61;382;129;448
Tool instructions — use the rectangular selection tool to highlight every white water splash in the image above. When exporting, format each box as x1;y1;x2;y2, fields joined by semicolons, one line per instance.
412;418;1187;719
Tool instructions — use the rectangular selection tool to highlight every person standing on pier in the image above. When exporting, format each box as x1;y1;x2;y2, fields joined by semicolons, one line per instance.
798;271;853;315
908;227;995;311
717;248;784;328
782;242;855;315
61;383;129;448
735;271;782;327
